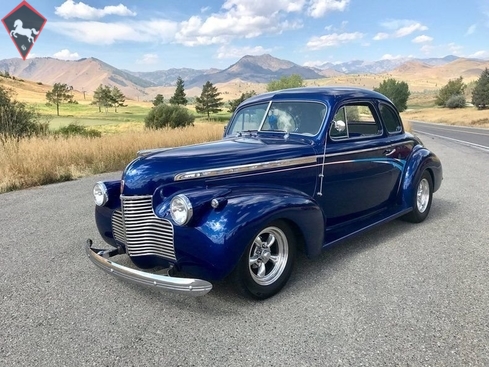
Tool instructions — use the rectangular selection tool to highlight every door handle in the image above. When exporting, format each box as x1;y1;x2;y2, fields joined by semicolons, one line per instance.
383;148;395;156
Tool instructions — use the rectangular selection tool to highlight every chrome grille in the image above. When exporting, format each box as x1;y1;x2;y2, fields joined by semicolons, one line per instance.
112;195;176;260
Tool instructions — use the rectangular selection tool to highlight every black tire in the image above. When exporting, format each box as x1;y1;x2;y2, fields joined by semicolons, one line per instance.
403;170;433;223
235;220;296;300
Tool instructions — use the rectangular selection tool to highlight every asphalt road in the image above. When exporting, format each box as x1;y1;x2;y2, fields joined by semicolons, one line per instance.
1;134;489;366
411;120;489;152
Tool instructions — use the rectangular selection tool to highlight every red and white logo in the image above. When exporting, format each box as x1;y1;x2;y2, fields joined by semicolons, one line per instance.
2;1;47;60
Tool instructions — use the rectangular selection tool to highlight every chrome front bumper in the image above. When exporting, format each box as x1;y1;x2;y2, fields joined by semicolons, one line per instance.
85;239;212;296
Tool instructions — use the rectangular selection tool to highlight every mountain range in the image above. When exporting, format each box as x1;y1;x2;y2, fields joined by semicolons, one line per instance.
0;54;487;100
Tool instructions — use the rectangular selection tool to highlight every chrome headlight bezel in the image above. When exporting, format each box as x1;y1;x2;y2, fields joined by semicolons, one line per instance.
170;194;193;226
93;181;108;206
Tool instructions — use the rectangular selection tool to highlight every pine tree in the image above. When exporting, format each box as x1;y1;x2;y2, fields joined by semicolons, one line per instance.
228;91;256;113
472;68;489;109
91;84;118;114
169;77;188;106
45;83;75;116
111;86;126;112
153;94;164;106
195;81;223;119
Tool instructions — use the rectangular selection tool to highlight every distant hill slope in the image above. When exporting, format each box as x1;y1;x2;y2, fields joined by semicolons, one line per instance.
1;54;488;101
0;57;155;99
185;54;323;87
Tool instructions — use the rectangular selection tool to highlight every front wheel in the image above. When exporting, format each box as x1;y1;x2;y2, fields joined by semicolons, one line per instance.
235;220;296;300
403;170;433;223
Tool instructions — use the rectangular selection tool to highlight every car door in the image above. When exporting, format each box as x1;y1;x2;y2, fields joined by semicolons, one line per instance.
316;101;403;227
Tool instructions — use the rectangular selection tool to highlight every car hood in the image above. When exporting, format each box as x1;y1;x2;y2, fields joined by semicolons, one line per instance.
122;136;317;195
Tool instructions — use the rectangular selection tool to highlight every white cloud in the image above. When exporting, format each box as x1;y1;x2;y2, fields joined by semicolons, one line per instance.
136;53;159;64
373;32;389;41
307;0;350;18
465;24;477;36
201;6;211;13
47;20;178;45
377;19;428;39
303;60;326;67
420;44;433;54
55;0;136;20
175;9;302;46
216;45;273;59
306;32;363;50
53;49;80;60
394;23;428;38
448;43;463;55
412;35;433;43
381;54;402;60
468;50;489;58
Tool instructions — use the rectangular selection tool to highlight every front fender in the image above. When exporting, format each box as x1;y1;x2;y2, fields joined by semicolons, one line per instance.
94;180;121;246
401;146;442;207
161;186;324;281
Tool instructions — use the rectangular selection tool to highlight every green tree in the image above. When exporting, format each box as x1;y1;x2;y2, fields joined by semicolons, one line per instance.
45;83;75;116
145;104;195;129
266;74;304;92
169;76;188;105
153;94;164;107
1;85;46;145
435;76;466;107
111;86;126;112
228;91;256;113
195;81;224;119
91;84;114;114
471;68;489;109
374;78;410;112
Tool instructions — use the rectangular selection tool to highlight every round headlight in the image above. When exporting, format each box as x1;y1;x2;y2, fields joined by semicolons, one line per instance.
93;182;108;206
170;194;193;225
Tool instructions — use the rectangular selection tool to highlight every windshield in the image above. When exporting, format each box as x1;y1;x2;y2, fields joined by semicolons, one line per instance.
226;101;327;137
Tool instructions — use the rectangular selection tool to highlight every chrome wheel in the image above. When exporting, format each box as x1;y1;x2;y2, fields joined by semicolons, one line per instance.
402;170;433;223
416;178;430;213
248;226;288;286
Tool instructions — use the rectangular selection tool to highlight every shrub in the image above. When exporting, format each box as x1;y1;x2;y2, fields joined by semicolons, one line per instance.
0;86;46;144
374;78;410;112
145;104;195;129
445;94;466;109
56;123;101;138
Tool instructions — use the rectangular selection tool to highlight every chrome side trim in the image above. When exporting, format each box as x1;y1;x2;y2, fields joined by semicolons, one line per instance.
174;156;317;181
173;140;414;182
85;240;212;296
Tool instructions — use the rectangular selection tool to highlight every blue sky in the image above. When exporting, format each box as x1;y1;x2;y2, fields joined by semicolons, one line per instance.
1;0;488;71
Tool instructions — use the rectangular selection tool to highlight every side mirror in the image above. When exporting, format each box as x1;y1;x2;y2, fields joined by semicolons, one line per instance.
334;120;346;132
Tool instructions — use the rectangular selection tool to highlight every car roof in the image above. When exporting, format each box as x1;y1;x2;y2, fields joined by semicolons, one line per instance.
243;86;392;106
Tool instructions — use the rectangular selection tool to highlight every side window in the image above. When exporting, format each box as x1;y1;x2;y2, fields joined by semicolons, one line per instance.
330;103;382;140
379;103;403;134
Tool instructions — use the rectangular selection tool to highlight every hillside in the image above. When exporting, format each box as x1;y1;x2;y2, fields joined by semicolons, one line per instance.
0;57;155;100
1;54;488;101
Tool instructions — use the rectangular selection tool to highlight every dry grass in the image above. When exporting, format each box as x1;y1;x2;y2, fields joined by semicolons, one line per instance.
0;122;223;193
401;107;489;126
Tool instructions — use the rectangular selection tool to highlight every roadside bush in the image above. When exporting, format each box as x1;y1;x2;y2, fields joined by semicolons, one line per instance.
0;86;46;145
145;104;195;129
445;94;466;109
56;123;102;138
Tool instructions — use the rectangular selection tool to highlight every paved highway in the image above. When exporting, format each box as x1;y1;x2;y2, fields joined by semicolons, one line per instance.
410;120;489;152
1;134;488;366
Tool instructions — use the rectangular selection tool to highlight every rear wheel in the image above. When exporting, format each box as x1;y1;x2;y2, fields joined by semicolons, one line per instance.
403;170;433;223
235;220;296;300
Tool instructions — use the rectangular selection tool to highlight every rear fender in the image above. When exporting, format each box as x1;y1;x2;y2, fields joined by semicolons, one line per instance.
401;146;442;207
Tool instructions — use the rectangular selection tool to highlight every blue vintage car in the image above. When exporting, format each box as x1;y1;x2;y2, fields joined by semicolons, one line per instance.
86;87;442;299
